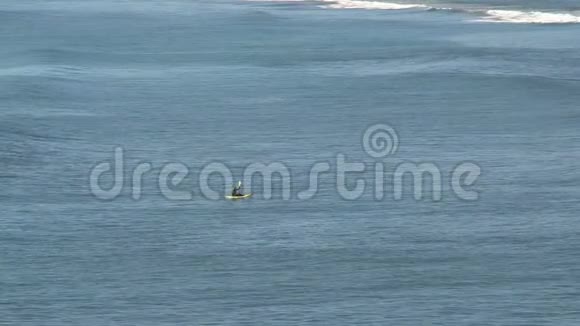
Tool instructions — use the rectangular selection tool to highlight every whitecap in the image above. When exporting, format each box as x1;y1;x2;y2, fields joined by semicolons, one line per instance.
319;0;428;10
480;10;580;24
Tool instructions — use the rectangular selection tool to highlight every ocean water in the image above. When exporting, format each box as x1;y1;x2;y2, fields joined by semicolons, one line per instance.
1;0;580;325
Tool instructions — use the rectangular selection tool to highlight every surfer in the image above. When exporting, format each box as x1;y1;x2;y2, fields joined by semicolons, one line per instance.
231;181;243;197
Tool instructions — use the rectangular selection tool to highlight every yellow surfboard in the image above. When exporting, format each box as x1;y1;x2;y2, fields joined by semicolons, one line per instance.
225;193;252;200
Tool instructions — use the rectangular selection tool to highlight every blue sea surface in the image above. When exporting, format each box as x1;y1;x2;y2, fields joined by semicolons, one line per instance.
1;0;580;325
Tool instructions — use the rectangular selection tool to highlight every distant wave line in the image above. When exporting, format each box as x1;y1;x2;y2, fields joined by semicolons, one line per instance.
249;0;580;24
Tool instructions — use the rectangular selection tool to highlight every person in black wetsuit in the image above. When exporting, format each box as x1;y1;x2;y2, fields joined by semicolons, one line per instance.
231;181;243;197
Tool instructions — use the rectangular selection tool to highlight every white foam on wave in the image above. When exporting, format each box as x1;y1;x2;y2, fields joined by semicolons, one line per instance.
246;0;305;2
481;10;580;24
320;0;428;10
245;0;580;24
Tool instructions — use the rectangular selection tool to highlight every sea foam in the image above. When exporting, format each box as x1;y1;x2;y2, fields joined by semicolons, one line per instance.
481;10;580;24
247;0;580;24
320;0;428;10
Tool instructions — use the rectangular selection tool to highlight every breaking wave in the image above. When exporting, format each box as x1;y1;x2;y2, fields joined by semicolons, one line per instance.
319;0;428;10
480;10;580;24
249;0;580;24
